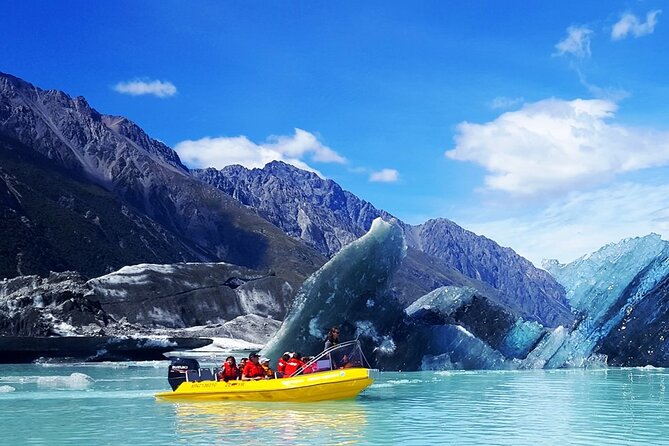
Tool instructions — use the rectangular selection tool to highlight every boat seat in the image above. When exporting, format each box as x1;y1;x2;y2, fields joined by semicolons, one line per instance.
186;370;200;382
316;359;332;371
199;368;215;381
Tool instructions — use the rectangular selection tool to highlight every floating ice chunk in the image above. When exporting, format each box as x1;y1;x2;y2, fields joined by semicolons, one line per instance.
37;372;94;390
0;385;15;393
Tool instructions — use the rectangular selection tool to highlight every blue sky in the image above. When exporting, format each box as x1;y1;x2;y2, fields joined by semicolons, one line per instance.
2;1;669;265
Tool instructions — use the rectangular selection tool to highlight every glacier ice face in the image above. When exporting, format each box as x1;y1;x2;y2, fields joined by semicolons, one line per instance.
542;234;669;368
545;234;667;319
261;218;407;362
499;319;545;359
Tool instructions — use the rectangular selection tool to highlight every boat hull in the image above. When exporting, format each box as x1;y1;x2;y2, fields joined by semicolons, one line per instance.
155;368;375;402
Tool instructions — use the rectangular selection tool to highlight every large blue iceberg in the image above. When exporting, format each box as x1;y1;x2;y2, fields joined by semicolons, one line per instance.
261;218;407;363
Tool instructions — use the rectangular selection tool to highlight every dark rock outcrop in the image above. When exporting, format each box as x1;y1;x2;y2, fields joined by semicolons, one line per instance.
88;262;293;328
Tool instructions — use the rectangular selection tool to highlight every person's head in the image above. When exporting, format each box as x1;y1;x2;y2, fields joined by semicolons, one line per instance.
282;352;291;361
328;326;340;341
294;352;302;360
239;357;248;366
225;356;236;365
249;352;260;364
260;357;270;366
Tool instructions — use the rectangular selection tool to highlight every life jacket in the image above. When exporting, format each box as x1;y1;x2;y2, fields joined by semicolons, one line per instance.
218;362;238;381
283;358;306;377
277;357;287;374
302;361;316;374
242;361;265;379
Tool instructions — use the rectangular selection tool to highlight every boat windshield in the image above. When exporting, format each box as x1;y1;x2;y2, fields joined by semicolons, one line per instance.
293;340;371;376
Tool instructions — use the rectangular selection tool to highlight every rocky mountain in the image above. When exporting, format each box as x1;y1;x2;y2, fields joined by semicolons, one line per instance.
195;162;392;257
0;72;326;285
195;162;571;327
405;219;571;326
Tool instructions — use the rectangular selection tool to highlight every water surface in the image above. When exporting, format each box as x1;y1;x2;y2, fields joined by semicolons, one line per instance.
1;363;668;445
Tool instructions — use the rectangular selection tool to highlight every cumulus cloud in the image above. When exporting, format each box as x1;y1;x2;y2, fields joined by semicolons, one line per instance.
445;98;669;196
612;10;661;40
113;79;177;98
174;128;345;173
555;26;594;58
461;182;669;266
369;169;399;183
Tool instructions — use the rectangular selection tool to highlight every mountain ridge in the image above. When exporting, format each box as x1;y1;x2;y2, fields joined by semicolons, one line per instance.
0;71;326;285
194;161;572;326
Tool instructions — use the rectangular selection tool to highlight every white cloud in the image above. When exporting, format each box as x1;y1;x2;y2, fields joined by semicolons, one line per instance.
461;182;669;266
488;96;524;110
113;79;177;98
554;26;593;58
174;128;345;173
445;98;669;196
612;10;661;40
369;169;399;183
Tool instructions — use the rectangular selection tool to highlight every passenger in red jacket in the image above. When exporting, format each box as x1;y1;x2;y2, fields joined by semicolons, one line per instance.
277;352;291;377
283;352;306;377
302;356;316;374
242;353;265;380
217;356;239;382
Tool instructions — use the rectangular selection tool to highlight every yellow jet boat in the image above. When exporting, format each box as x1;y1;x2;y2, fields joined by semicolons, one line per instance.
155;340;376;402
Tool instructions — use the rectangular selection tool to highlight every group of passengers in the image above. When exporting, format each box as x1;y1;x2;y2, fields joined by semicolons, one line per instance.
216;351;313;381
216;326;342;382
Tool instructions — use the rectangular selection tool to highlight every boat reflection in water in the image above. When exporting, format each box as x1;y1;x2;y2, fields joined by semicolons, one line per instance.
172;399;368;443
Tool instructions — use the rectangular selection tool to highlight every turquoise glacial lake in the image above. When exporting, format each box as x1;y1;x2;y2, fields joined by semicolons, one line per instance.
1;362;668;445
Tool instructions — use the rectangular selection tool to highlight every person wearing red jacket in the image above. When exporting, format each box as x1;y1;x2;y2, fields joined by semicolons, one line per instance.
277;352;291;377
242;353;265;380
217;356;239;382
301;356;316;374
283;353;306;377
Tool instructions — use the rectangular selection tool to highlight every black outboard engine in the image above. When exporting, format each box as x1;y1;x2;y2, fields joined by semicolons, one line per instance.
167;357;200;391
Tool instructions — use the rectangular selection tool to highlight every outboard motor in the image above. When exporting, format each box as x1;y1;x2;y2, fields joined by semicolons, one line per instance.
167;357;200;391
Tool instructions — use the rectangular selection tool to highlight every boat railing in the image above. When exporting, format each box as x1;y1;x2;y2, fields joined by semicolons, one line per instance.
291;339;371;377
